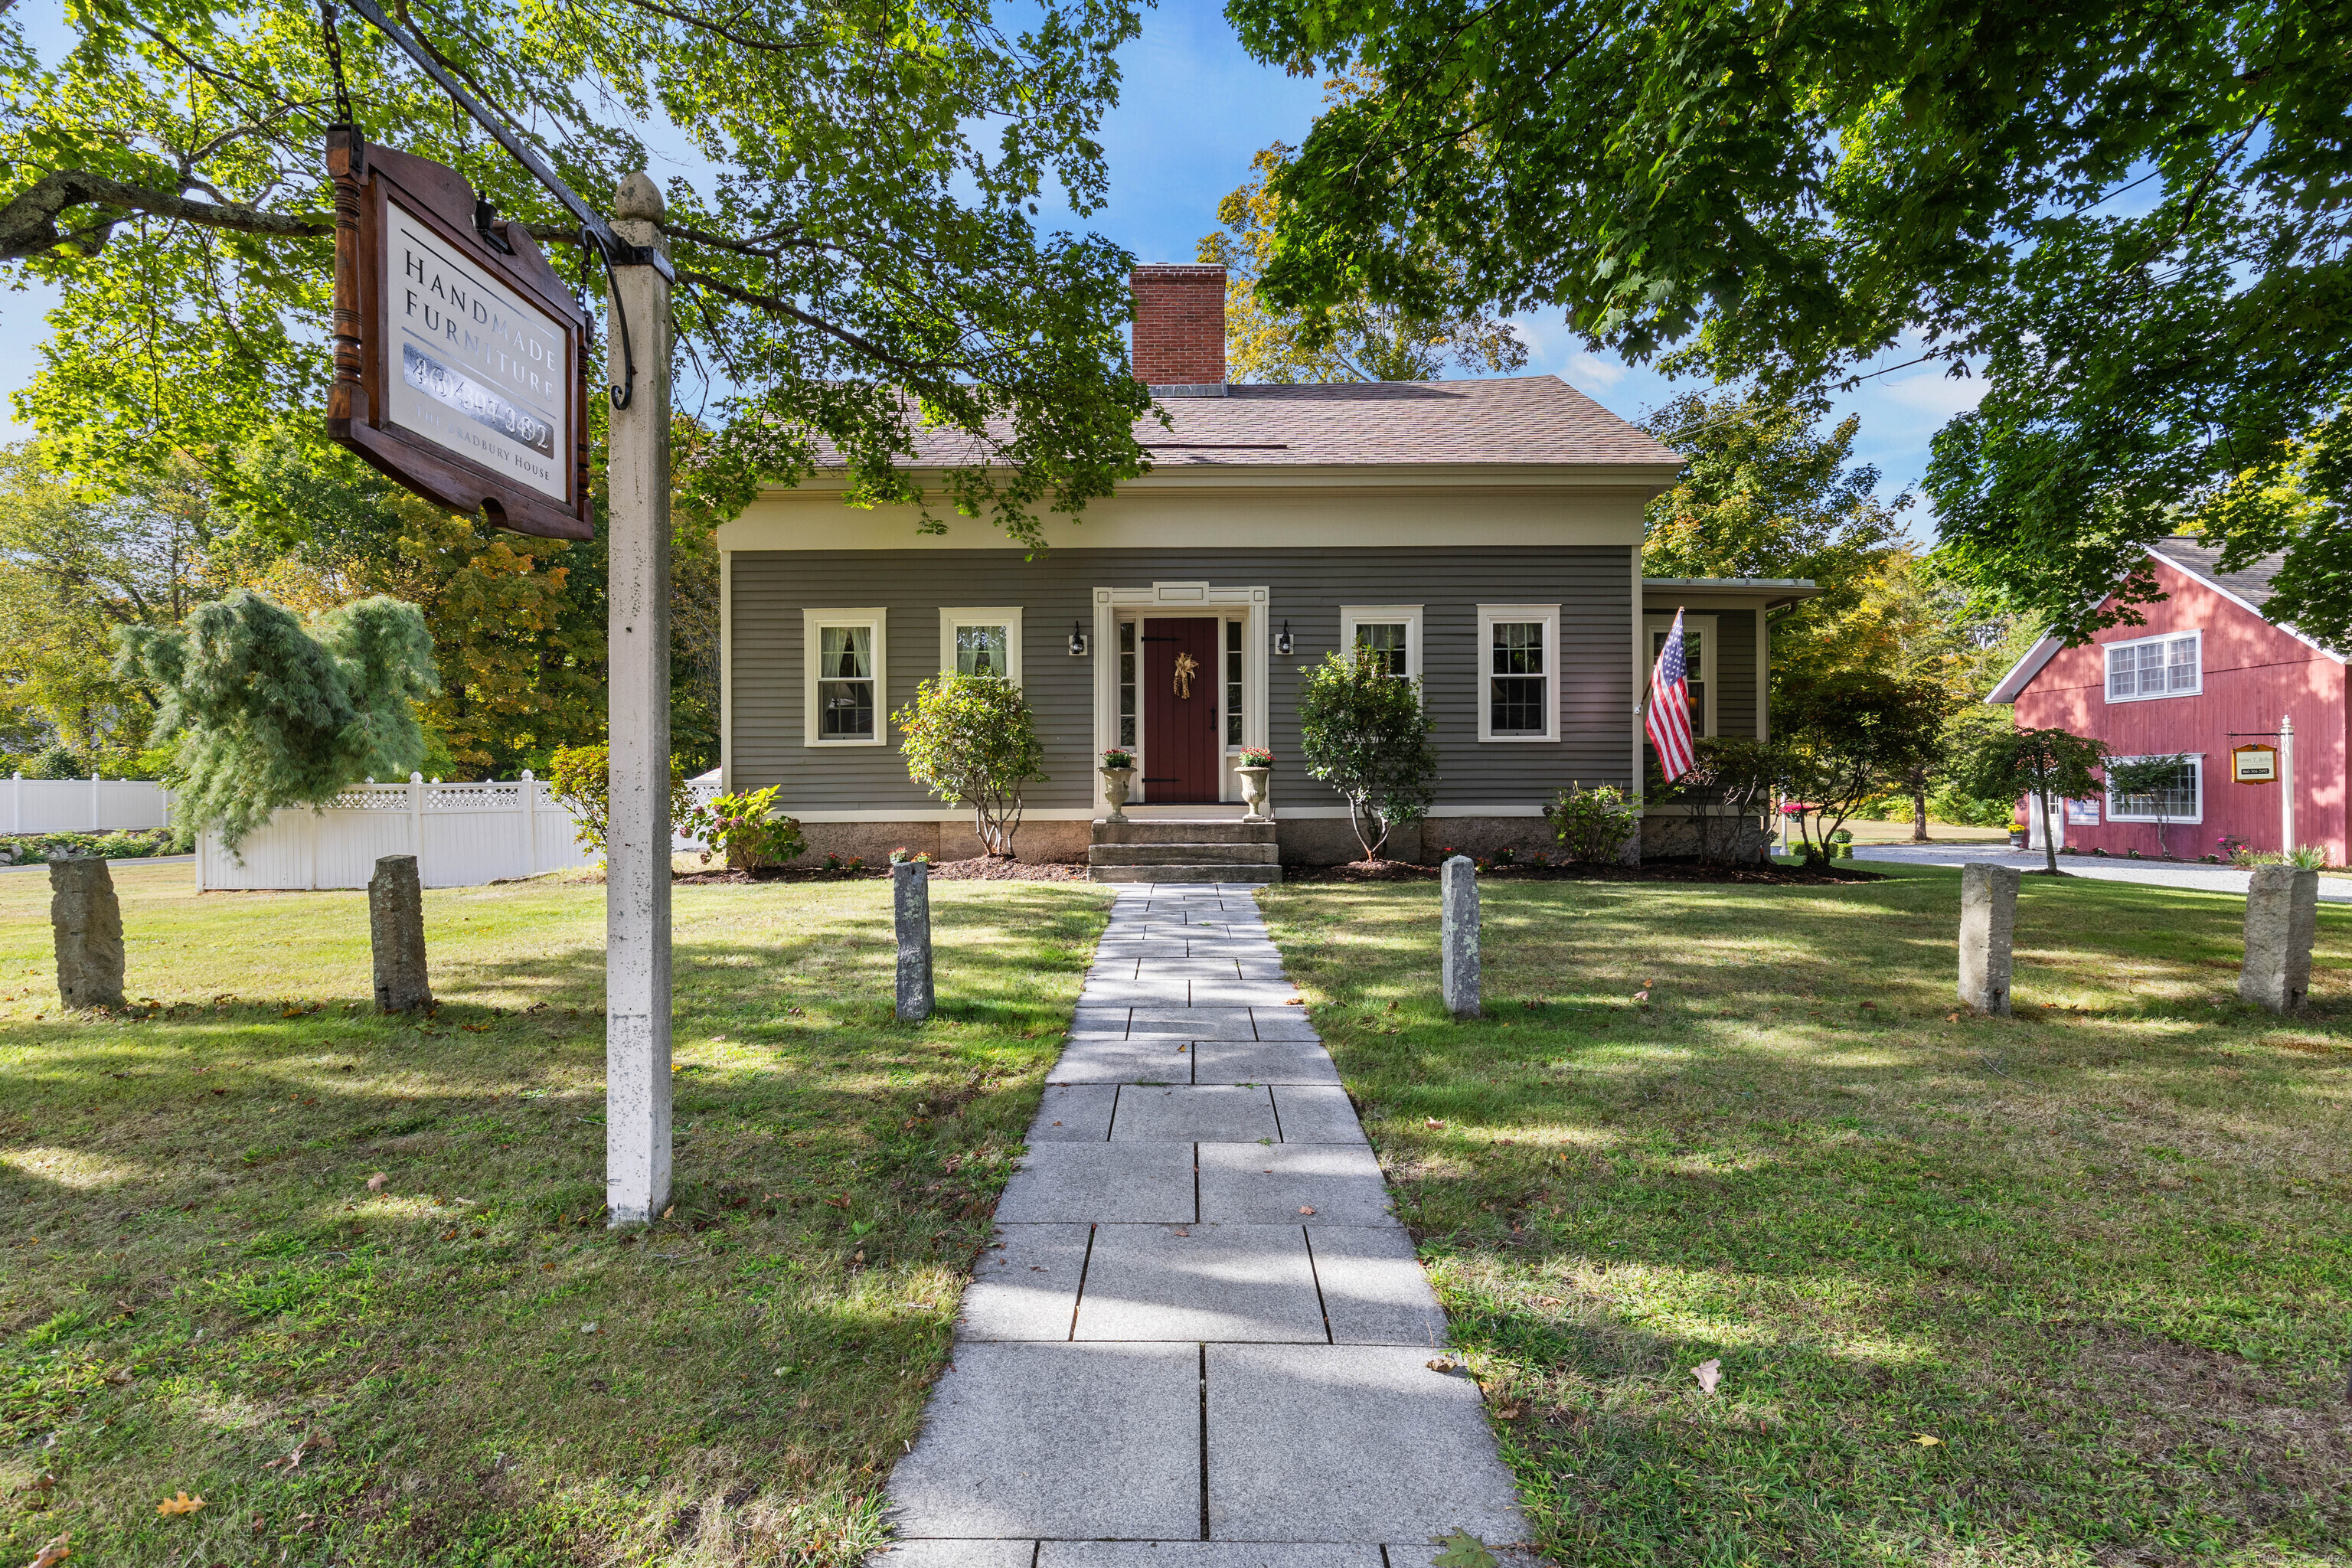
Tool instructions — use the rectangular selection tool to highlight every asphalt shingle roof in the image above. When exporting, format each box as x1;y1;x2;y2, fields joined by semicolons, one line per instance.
2148;534;2285;608
889;375;1681;469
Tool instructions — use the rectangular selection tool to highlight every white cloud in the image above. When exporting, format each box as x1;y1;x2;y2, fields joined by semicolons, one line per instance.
1567;351;1628;390
1873;367;1983;420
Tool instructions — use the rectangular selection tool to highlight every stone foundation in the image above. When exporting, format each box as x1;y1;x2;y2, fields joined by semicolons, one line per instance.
781;818;1093;867
1639;812;1769;862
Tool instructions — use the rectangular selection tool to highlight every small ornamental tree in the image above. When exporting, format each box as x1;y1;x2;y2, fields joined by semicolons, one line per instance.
894;675;1047;858
1295;646;1439;860
1659;736;1785;863
546;745;696;857
1956;726;2111;875
1775;668;1949;866
2104;753;2193;858
113;590;437;851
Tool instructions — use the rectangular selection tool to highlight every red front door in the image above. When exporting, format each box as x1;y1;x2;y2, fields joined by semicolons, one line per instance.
1142;617;1221;803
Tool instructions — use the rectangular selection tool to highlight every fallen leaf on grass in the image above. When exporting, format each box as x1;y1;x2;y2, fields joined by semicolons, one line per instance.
365;1173;386;1192
156;1492;205;1517
1430;1530;1498;1567
1425;1118;1445;1129
1633;989;1651;1003
579;1322;600;1335
823;1194;851;1210
24;1533;69;1568
1913;1433;1942;1446
1426;1357;1459;1373
1692;1358;1722;1394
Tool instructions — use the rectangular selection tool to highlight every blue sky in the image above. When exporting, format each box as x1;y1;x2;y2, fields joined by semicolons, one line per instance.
2;0;1973;526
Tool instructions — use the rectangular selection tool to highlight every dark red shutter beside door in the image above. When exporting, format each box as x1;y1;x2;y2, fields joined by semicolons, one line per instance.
1142;617;1222;803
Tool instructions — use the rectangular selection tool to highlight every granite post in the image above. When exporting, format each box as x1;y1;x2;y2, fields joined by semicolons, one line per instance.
1442;854;1480;1019
2240;863;2318;1013
368;854;432;1012
49;856;126;1011
605;172;675;1227
1957;862;2020;1015
895;860;934;1022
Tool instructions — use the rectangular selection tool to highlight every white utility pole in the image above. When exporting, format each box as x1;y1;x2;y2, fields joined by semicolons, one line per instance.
2280;713;2296;856
605;172;674;1227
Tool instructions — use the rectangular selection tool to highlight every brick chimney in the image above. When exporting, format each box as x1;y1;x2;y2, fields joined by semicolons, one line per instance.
1130;263;1227;394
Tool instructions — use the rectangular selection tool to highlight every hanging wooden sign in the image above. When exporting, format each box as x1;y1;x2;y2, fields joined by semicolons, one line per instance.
325;130;592;540
2232;743;2279;784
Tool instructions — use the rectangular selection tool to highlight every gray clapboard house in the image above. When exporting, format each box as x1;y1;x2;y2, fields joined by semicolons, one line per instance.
714;264;1808;876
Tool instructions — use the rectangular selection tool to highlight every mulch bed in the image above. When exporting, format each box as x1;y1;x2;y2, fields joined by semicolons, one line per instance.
671;855;1090;885
1288;857;1886;886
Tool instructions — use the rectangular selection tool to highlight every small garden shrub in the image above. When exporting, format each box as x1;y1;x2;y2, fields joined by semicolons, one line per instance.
1544;782;1638;863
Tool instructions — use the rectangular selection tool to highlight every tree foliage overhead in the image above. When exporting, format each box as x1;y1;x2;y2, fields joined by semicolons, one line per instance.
2;0;1154;547
1223;0;2352;644
116;589;439;848
1638;390;1911;656
1200;141;1526;384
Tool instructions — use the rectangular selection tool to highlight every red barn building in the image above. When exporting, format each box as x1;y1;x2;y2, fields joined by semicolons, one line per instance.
1988;537;2347;867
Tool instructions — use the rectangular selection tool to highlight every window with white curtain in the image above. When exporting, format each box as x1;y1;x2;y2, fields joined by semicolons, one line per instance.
804;610;886;746
939;607;1023;683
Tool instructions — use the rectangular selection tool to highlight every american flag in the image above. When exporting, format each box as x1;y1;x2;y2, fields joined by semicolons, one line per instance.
1647;609;1696;782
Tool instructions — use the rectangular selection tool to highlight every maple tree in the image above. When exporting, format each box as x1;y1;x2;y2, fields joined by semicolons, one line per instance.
2;0;1154;549
1223;0;2352;645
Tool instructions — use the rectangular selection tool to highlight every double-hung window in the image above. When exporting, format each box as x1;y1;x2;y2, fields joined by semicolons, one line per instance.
1341;605;1423;681
1478;604;1560;741
939;607;1022;683
2105;755;2203;824
804;609;886;746
1643;612;1718;737
2105;631;2201;701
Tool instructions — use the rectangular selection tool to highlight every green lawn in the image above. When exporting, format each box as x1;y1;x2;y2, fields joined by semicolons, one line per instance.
0;862;1109;1567
1260;865;2352;1568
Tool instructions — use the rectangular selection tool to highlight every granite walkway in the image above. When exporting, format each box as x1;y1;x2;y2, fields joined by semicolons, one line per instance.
872;882;1530;1568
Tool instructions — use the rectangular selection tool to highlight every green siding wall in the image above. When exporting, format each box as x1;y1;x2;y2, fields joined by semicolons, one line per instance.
730;547;1636;813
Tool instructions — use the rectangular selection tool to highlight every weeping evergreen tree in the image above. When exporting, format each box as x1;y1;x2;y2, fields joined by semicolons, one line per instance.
115;590;438;850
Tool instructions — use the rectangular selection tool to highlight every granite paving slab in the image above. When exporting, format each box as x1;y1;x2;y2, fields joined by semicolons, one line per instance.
1189;1040;1341;1086
958;1225;1091;1341
1196;1143;1397;1226
886;1342;1200;1540
1111;1085;1279;1142
1204;1345;1526;1544
1049;1038;1193;1084
874;882;1525;1566
1040;1545;1382;1566
1029;1084;1119;1141
1269;1084;1369;1145
995;1144;1196;1223
1073;1223;1325;1343
1306;1226;1450;1347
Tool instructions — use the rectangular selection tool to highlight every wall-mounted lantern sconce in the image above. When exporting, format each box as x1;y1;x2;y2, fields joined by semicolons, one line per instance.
1273;619;1293;657
1068;619;1089;657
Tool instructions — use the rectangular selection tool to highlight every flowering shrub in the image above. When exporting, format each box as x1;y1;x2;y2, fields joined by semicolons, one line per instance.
681;785;805;871
889;846;934;865
820;851;867;876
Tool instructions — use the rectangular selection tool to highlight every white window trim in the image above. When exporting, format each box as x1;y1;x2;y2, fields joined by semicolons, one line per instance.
1340;604;1424;681
803;608;887;748
2104;629;2203;703
1478;603;1560;743
2105;753;2206;825
938;606;1023;684
1644;611;1719;738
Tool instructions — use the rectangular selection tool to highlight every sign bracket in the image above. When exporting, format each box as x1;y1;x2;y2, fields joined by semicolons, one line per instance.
332;0;670;406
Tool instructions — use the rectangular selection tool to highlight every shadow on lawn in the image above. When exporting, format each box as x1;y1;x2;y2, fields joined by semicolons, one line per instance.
0;886;1108;1568
1265;870;2352;1565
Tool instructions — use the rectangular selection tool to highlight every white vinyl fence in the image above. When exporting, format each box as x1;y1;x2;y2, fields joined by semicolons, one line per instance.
196;774;723;891
5;773;172;835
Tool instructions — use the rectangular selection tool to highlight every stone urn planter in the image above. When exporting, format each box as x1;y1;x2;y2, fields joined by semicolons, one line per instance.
1234;765;1272;823
1099;763;1136;824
